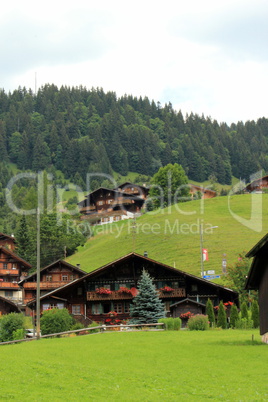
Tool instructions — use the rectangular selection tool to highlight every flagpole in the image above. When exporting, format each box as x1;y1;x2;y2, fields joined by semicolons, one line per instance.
200;224;204;278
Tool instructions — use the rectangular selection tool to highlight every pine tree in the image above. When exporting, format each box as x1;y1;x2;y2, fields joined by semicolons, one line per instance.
130;270;165;324
217;301;227;329
251;300;259;328
15;215;34;265
206;298;215;327
229;303;239;328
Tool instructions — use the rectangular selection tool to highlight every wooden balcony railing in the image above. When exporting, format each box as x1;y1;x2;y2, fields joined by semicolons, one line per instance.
87;288;186;301
0;282;19;289
23;281;69;289
0;269;19;276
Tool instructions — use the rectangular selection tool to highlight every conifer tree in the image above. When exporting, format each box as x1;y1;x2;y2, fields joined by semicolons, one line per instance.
217;301;227;329
229;303;239;328
240;301;248;320
251;300;259;328
130;270;165;324
206;298;215;327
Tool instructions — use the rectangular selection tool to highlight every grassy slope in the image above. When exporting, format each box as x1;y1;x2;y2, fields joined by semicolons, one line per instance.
0;330;267;401
66;193;268;278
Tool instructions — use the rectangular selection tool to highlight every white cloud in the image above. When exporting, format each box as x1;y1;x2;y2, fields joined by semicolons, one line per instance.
2;0;268;124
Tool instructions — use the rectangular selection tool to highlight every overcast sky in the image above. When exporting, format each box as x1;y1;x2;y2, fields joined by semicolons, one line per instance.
1;0;268;124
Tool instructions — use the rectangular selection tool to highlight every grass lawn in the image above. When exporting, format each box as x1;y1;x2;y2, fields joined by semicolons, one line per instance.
1;329;267;401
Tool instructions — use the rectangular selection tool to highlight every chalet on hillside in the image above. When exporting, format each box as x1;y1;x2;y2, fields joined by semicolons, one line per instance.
245;233;268;342
0;232;16;251
78;185;146;224
114;182;149;199
0;246;31;306
27;253;238;323
189;184;217;199
244;175;268;193
19;259;87;314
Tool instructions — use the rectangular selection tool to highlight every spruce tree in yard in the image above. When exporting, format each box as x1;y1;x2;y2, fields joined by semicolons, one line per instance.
206;298;215;327
251;300;259;328
130;270;165;324
217;301;227;329
241;301;248;320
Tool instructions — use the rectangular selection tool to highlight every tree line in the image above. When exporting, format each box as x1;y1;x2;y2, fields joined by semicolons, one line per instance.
1;84;267;189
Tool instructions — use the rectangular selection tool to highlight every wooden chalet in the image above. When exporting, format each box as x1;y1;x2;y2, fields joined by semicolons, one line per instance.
0;246;31;306
245;233;268;342
27;253;238;323
0;295;21;315
19;259;87;314
78;186;145;224
0;232;16;251
244;175;268;193
114;182;149;199
189;184;217;199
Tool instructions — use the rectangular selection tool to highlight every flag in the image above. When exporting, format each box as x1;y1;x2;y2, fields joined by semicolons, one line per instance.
202;248;208;261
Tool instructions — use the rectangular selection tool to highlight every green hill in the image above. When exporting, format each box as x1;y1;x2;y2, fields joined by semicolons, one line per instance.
66;193;267;278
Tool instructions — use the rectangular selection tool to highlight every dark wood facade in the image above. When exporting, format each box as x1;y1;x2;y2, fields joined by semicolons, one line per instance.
0;296;21;315
19;260;86;314
28;253;238;323
78;185;146;224
245;233;268;338
244;175;268;193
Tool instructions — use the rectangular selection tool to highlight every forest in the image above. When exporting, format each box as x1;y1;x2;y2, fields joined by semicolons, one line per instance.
0;84;267;267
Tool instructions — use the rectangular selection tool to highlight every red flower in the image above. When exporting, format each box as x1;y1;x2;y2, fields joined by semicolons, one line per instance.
160;286;174;292
96;287;112;295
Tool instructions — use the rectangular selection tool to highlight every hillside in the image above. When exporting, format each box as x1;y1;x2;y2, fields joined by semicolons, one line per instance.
66;193;267;278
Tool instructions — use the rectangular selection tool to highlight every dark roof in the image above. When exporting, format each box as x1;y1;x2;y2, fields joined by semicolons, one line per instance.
19;259;86;284
114;182;149;190
0;233;16;242
170;298;206;309
0;246;31;269
27;252;238;306
245;233;268;289
0;296;21;312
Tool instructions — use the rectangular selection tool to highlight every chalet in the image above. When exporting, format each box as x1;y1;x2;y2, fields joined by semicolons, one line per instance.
19;259;87;314
27;252;238;323
245;233;268;342
0;295;21;315
0;246;31;306
78;186;146;224
244;175;268;193
189;184;217;199
114;182;149;200
0;232;16;251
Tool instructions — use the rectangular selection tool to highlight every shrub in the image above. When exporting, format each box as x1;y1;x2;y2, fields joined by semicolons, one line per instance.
40;308;74;335
70;322;85;331
240;302;249;320
0;313;25;342
217;301;227;329
12;328;25;340
251;300;259;328
235;318;253;329
158;317;181;330
206;299;215;327
88;321;100;333
187;315;209;331
229;303;239;328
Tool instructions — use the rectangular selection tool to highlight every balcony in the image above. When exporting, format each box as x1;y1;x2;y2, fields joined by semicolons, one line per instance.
86;288;186;301
0;268;19;276
0;282;19;289
23;281;69;289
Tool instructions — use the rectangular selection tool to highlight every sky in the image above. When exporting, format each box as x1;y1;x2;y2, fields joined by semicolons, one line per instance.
1;0;268;124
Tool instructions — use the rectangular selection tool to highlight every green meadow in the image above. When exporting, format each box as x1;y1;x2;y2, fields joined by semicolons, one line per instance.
67;193;268;277
1;330;267;401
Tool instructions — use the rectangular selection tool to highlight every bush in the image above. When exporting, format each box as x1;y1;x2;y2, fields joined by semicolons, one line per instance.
159;317;181;331
70;322;85;331
0;313;25;342
40;308;74;335
187;315;209;331
240;302;249;320
217;301;227;329
206;299;215;327
235;318;253;329
12;328;25;340
88;321;100;333
251;300;259;328
229;304;239;328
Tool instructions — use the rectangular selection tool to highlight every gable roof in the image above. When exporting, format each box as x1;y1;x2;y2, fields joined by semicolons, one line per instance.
0;233;16;243
27;252;238;306
0;246;31;269
170;298;206;309
0;295;21;312
19;259;86;284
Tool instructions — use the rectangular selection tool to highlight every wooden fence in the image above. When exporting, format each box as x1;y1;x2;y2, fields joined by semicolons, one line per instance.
0;322;165;345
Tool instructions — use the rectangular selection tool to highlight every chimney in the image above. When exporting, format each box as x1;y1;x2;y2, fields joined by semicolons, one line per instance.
76;264;81;268
144;251;148;258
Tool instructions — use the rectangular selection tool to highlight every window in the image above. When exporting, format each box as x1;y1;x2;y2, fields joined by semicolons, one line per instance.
113;302;123;314
3;263;7;269
107;199;113;204
70;274;76;281
57;303;64;309
5;291;13;298
12;265;17;270
124;303;130;313
46;275;52;282
62;275;68;281
77;287;83;296
72;305;81;315
98;200;104;205
92;303;102;314
42;303;50;310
